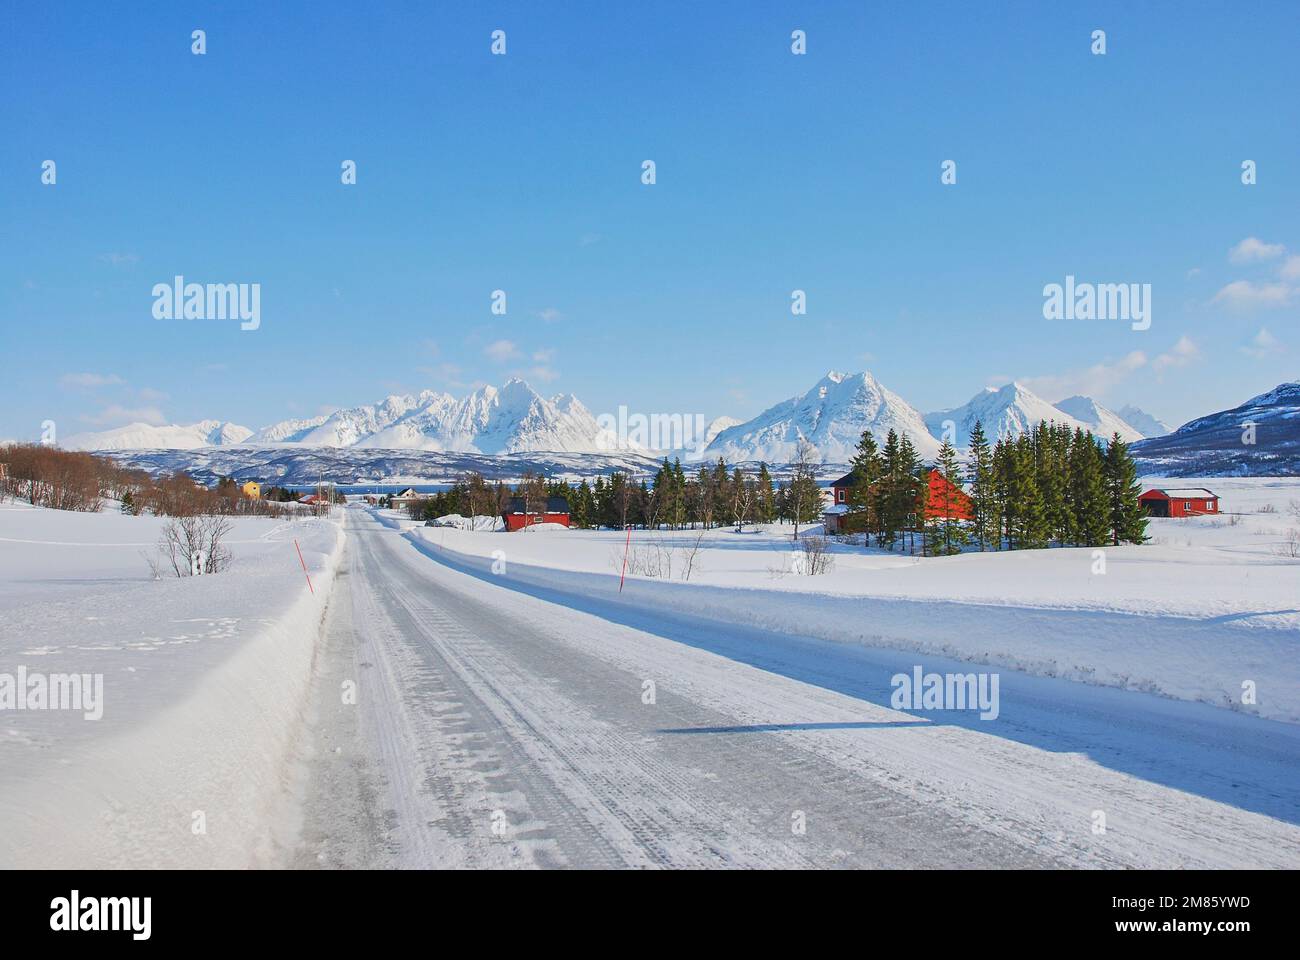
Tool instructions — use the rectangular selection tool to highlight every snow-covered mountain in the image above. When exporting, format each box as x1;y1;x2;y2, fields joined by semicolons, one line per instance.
1054;396;1144;443
1117;405;1174;438
924;382;1090;448
704;416;742;446
705;371;939;463
1131;381;1300;476
66;419;253;451
254;379;622;454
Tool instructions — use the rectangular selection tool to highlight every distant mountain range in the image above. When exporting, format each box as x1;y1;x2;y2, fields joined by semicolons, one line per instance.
68;380;622;455
75;370;1300;478
1130;381;1300;476
64;419;253;451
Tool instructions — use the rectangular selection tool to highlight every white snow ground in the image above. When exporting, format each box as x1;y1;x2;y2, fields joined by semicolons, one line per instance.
0;502;342;868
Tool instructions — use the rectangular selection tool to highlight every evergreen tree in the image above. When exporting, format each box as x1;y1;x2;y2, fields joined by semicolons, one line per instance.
933;439;969;555
1069;430;1110;547
1012;435;1048;549
1033;422;1069;547
1104;433;1149;545
878;430;903;550
967;420;996;551
848;429;884;545
897;434;922;554
755;463;776;523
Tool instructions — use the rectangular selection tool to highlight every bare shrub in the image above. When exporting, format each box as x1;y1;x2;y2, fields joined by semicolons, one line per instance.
1277;528;1300;559
1259;503;1278;514
799;534;835;575
158;514;234;577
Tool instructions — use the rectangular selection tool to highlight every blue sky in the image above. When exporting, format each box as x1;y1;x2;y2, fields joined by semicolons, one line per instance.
2;0;1298;442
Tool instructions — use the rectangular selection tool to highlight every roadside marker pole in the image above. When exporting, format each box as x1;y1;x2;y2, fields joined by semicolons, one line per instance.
294;538;315;594
618;524;632;593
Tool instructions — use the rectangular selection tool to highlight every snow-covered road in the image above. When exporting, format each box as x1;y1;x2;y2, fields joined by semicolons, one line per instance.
293;508;1300;869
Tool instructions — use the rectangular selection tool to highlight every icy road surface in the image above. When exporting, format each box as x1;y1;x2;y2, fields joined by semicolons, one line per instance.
291;509;1300;869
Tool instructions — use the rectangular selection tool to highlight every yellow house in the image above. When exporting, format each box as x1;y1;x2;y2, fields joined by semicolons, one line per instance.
241;481;261;500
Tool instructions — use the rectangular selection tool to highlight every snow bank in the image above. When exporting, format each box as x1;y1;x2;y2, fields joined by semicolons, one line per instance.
429;514;505;532
0;504;345;867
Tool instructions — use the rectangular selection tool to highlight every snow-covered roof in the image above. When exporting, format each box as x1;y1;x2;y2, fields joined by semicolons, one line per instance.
1144;487;1217;499
822;504;850;515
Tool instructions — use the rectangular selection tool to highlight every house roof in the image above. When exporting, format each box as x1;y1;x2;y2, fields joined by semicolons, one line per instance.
830;471;857;488
391;488;419;498
1141;487;1217;499
505;496;570;514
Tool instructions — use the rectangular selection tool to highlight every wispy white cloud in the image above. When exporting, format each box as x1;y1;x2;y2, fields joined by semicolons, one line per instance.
1020;350;1148;400
60;372;125;389
1239;327;1282;360
1228;237;1285;264
485;339;521;362
1212;279;1291;308
1151;336;1200;374
80;404;167;426
525;365;559;383
96;252;140;268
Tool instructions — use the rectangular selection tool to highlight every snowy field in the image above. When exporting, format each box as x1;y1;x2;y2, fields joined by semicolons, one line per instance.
401;476;1300;723
0;501;343;868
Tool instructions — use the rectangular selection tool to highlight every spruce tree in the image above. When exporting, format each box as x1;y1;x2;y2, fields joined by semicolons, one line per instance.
933;439;968;555
756;463;776;524
967;421;994;550
1011;436;1047;548
878;430;902;550
897;434;922;554
848;429;884;546
1069;430;1110;547
1104;433;1149;545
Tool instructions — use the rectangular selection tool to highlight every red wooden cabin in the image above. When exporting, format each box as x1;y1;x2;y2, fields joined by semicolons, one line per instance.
502;496;571;531
1138;487;1219;518
824;468;973;533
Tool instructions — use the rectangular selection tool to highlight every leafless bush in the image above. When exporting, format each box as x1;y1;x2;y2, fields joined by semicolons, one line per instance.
681;530;706;581
611;533;712;581
799;535;835;575
158;514;233;577
1259;503;1278;514
1277;528;1300;559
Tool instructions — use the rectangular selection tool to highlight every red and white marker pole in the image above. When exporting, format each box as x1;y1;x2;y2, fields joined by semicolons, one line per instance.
294;538;315;594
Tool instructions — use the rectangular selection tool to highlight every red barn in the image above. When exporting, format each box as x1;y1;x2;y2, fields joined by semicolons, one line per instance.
924;469;974;521
823;468;973;533
1138;487;1219;518
502;496;571;531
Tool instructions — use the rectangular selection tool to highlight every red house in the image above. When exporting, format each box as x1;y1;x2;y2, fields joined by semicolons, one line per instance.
1138;487;1219;518
824;468;973;533
502;496;571;531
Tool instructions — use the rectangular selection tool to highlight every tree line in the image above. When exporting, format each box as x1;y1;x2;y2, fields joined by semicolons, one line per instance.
839;421;1147;554
0;444;308;518
406;454;828;532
